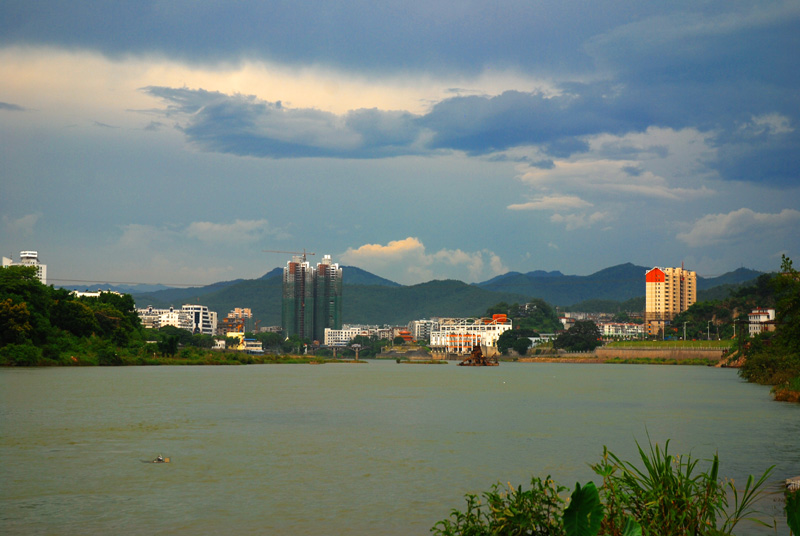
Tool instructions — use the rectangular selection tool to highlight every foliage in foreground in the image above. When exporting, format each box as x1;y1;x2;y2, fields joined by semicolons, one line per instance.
736;255;800;401
431;438;790;536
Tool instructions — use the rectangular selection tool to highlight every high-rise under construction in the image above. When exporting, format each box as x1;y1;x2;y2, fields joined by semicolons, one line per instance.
282;254;342;342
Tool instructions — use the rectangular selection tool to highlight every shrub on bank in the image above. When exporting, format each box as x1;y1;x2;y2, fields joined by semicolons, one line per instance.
432;438;790;536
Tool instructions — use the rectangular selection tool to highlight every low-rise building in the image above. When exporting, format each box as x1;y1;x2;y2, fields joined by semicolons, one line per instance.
323;324;393;346
324;326;368;346
748;308;776;336
429;315;512;356
599;322;644;339
70;289;123;298
224;332;264;353
137;305;192;331
137;304;217;334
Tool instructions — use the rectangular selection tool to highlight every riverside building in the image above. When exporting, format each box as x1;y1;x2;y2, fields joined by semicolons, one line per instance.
2;251;47;284
136;305;217;334
645;266;696;337
429;315;512;357
282;254;342;342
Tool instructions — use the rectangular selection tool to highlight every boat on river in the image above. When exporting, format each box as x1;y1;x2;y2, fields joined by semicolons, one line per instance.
458;345;499;366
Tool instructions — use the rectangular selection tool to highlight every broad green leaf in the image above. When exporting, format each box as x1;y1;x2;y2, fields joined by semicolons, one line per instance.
787;490;800;535
621;517;643;536
564;482;603;536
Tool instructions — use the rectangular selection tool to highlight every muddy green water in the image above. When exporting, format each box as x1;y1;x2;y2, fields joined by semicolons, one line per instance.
1;362;798;535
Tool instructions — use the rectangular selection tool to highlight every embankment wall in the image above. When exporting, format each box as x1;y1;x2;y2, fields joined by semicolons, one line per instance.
595;347;726;361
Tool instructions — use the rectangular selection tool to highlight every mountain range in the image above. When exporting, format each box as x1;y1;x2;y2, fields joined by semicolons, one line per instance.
64;263;763;326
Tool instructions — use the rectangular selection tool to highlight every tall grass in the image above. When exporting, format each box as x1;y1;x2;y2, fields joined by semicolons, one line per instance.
592;439;773;535
432;437;779;536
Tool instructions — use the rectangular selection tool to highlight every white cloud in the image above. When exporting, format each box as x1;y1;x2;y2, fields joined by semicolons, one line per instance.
550;211;612;231
516;159;709;200
740;113;794;136
340;237;507;284
677;208;800;247
508;195;592;211
2;212;41;236
185;219;284;243
108;220;287;283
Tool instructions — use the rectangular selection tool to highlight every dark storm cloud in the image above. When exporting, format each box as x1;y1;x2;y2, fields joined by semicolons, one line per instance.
0;1;643;75
27;0;789;186
142;79;799;188
143;84;655;159
142;86;424;159
711;128;800;186
418;86;656;156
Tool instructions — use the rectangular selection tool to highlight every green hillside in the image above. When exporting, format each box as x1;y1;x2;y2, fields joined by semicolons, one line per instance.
343;280;530;325
133;276;529;326
130;264;764;326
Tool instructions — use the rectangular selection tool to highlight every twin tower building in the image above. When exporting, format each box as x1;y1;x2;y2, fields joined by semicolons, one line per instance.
281;254;343;343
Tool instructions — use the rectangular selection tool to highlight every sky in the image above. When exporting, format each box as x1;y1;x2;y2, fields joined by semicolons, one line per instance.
1;1;798;286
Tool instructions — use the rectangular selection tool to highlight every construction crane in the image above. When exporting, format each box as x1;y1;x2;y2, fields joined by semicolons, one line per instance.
262;249;315;261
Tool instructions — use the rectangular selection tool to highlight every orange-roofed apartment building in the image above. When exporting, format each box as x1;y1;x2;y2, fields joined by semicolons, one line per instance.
645;266;697;337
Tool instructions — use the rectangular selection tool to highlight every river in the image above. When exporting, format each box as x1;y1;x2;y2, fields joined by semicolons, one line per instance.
1;362;798;535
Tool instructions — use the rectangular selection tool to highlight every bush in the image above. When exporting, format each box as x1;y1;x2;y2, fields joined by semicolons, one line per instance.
0;342;43;366
592;439;773;535
432;438;778;536
432;476;568;535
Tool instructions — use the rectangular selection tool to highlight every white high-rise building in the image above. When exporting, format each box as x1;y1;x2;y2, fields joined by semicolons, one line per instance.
408;319;439;342
2;251;47;284
182;304;217;335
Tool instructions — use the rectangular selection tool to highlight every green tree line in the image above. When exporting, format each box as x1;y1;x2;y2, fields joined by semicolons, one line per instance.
0;266;145;365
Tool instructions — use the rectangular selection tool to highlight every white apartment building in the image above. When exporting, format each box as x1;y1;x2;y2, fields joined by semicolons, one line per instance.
70;289;123;298
429;315;512;356
748;308;776;336
182;304;217;335
136;304;217;334
324;325;393;346
137;306;192;331
2;251;47;284
408;319;439;341
324;326;367;346
599;322;644;339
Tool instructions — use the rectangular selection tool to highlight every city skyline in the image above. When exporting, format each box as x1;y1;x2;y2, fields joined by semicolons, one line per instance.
1;2;798;286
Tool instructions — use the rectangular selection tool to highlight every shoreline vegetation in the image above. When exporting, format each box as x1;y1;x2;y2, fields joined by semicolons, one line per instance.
431;437;799;536
1;256;798;402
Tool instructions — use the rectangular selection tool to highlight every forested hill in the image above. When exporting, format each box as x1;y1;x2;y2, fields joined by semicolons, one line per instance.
128;263;763;326
476;263;762;306
133;275;529;326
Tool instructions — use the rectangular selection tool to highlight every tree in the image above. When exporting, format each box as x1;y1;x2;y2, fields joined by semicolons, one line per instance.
554;321;601;352
255;331;283;352
512;336;532;355
190;333;215;348
739;255;800;387
773;255;800;355
0;298;33;345
496;329;518;354
157;335;179;357
486;299;561;333
50;299;100;338
0;342;42;366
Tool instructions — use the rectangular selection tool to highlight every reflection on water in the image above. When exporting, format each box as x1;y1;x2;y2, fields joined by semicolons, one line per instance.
1;363;798;535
